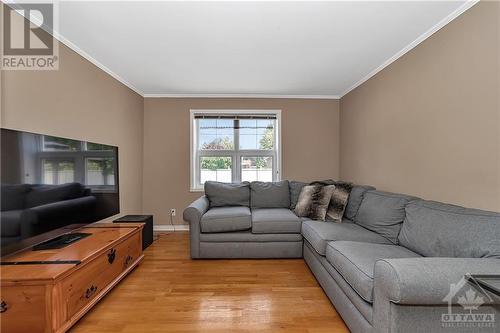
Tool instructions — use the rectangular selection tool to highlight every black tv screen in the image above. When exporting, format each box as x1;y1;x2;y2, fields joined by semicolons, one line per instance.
1;128;119;256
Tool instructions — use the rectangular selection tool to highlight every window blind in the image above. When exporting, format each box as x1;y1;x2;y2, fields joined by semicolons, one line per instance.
194;115;277;119
195;115;275;129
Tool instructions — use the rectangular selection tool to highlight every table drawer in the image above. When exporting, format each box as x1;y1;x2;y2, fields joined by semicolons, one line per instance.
62;232;141;319
0;285;48;333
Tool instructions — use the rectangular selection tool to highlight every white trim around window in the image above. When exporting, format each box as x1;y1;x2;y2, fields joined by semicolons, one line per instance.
190;109;282;192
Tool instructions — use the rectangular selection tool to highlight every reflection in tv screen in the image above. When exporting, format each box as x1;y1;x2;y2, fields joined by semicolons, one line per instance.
1;128;120;255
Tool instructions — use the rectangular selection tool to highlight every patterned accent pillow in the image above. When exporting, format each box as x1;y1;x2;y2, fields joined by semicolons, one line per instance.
294;184;336;221
326;182;353;222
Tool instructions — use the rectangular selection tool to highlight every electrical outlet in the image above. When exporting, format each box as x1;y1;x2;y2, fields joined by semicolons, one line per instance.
170;209;176;217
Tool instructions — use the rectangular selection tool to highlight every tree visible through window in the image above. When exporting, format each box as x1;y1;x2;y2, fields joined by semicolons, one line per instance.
86;158;115;186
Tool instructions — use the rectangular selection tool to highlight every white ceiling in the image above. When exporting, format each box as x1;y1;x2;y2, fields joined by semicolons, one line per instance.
52;1;475;98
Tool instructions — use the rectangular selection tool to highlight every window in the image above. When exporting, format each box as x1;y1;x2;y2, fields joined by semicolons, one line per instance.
191;110;281;190
42;159;75;184
85;158;116;186
241;156;273;182
38;136;117;192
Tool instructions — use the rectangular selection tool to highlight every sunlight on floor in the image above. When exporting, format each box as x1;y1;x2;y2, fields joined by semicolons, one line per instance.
69;232;349;333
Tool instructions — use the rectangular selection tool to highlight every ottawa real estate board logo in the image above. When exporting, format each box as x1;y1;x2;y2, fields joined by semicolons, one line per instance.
441;274;496;330
2;1;59;70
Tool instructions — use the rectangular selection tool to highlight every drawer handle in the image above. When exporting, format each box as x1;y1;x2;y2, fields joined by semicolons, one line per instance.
124;255;133;269
0;301;7;313
108;248;116;264
85;285;98;299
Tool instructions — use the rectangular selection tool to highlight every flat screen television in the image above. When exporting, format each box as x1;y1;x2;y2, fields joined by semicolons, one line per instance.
1;128;119;256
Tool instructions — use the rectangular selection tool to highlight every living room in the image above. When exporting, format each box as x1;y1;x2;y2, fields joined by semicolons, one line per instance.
1;1;499;333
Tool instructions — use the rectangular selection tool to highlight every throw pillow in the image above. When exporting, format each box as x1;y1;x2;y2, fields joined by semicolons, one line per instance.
326;181;353;222
289;181;307;209
294;184;336;221
310;179;336;186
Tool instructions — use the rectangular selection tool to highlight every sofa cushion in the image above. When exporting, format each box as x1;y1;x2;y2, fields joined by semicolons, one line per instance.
1;184;30;211
200;231;302;243
250;181;290;208
0;210;24;236
289;181;307;209
326;241;421;302
204;181;250;208
251;208;301;234
301;219;392;256
200;207;251;233
344;185;375;220
25;183;85;208
398;200;500;258
355;191;417;244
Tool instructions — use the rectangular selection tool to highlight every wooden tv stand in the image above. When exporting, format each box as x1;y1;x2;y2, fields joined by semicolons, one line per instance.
0;223;144;333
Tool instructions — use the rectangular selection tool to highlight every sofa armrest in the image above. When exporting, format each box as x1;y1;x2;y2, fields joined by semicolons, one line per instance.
183;196;209;258
20;196;97;237
374;257;500;305
183;196;209;225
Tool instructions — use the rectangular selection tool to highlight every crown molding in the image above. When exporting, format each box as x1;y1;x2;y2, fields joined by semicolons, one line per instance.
3;1;144;96
53;32;145;96
7;0;478;100
143;93;340;99
340;0;480;97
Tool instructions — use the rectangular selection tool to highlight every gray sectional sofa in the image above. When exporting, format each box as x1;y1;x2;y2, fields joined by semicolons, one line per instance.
183;180;500;333
185;181;304;259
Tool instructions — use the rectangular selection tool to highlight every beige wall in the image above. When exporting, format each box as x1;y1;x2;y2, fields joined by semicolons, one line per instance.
340;1;500;211
2;0;498;228
1;44;144;217
143;98;339;225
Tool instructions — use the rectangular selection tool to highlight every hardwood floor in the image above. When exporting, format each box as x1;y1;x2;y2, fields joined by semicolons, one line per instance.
70;232;349;333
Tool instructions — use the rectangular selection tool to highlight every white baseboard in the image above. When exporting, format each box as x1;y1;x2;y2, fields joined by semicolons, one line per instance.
154;225;190;232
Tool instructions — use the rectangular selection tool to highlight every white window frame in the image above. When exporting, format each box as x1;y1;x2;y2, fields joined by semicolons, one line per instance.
190;109;282;192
